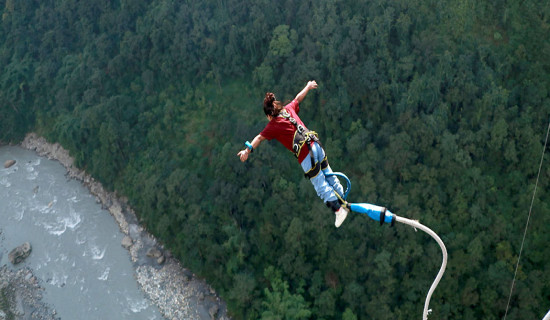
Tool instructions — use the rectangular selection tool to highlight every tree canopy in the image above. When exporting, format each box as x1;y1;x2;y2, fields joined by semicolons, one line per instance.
1;0;549;319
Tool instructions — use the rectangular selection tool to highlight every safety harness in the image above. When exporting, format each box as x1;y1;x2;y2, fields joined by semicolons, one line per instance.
278;110;328;179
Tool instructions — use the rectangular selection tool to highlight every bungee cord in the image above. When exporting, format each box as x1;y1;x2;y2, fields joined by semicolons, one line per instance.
503;120;550;320
326;173;447;319
394;216;448;320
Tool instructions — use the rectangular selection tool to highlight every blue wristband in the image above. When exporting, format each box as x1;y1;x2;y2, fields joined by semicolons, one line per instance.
245;141;253;152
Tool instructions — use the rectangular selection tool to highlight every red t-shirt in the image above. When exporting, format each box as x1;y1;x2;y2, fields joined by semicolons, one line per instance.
260;99;311;163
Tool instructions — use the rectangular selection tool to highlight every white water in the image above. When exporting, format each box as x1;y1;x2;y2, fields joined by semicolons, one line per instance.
0;146;162;319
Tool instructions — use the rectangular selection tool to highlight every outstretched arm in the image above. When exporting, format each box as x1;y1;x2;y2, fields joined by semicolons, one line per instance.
237;134;266;162
294;80;318;103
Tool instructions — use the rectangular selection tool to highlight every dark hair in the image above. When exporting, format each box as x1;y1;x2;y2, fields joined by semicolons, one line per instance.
263;92;283;117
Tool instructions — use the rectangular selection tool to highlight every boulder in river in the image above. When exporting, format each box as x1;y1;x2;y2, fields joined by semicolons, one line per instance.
8;242;32;265
4;159;16;168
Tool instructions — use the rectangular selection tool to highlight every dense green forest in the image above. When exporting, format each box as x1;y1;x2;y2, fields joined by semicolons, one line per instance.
1;0;549;318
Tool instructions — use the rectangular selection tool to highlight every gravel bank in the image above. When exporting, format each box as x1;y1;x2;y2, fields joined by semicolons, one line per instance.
0;265;58;320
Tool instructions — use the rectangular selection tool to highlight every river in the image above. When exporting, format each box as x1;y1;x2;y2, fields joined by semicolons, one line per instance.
1;145;163;319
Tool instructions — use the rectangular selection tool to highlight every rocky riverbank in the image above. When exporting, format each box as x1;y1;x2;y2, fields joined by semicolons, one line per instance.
19;133;229;320
0;265;58;320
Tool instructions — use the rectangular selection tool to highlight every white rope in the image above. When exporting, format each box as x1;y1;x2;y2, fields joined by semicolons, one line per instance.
503;121;550;320
395;216;448;320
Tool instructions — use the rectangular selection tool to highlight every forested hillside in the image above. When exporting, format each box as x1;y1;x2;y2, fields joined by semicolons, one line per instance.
1;0;549;318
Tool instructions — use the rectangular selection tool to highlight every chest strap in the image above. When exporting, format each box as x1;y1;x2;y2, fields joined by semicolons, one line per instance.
279;110;319;159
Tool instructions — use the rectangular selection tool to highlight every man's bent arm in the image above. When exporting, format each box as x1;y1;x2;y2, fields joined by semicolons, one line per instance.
294;80;318;104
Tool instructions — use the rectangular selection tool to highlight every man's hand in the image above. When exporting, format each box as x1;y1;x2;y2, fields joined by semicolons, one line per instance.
237;149;250;162
295;80;318;103
307;80;318;90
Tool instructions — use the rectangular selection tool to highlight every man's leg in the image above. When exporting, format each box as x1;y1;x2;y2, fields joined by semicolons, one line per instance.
322;164;345;200
302;159;339;204
301;143;348;227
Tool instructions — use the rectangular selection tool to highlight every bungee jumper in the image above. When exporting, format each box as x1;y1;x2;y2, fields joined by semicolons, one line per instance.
238;80;448;319
237;80;350;227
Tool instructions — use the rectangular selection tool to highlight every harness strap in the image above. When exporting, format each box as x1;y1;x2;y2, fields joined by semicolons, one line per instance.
279;110;320;159
292;131;319;158
279;109;330;181
304;155;329;179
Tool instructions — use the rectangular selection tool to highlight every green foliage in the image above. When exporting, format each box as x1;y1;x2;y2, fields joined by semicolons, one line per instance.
260;266;311;320
0;0;549;319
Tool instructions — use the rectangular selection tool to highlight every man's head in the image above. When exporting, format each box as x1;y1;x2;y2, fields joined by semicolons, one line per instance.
263;92;283;118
